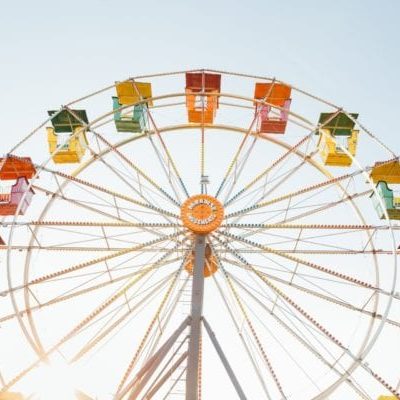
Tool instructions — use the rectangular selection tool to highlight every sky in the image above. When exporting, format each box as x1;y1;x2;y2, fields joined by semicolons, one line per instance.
0;1;399;399
0;0;399;151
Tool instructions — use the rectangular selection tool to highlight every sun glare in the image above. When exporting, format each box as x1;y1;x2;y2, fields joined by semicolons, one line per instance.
28;358;78;400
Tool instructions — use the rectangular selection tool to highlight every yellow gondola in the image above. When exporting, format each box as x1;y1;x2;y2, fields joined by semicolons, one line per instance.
316;112;359;166
317;128;358;166
370;159;400;220
115;81;153;106
47;109;89;164
370;159;400;184
47;127;88;164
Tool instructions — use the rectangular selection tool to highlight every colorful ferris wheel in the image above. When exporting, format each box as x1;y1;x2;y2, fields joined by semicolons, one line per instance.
0;69;399;400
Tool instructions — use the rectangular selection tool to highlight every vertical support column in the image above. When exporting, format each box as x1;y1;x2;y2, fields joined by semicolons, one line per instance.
186;234;206;400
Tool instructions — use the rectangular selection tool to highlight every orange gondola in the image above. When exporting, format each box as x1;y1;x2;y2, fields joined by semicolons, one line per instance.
185;72;221;124
0;156;36;216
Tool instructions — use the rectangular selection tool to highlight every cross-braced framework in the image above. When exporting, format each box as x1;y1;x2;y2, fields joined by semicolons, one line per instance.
0;69;399;400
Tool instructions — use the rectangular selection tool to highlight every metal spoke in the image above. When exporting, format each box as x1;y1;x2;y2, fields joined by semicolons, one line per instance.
2;231;185;299
115;249;189;396
215;231;389;296
39;165;179;220
215;80;277;199
226;169;364;219
71;272;176;363
221;257;400;329
0;258;182;324
212;235;400;398
131;80;190;200
225;134;314;207
92;132;180;207
227;272;373;400
215;255;287;399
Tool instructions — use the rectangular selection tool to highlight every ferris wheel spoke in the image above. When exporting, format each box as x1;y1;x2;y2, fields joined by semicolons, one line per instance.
19;223;180;250
44;154;171;219
212;236;400;398
142;274;191;367
229;189;373;242
1;233;188;301
226;227;365;251
224;108;346;211
115;250;189;396
215;230;390;296
226;169;365;219
65;106;185;207
0;257;182;324
10;231;186;295
92;132;181;208
230;146;318;219
225;160;309;218
71;270;177;363
216;241;350;349
227;230;388;255
3;220;181;228
248;266;400;398
222;257;400;329
31;184;141;224
130;81;190;200
223;222;398;231
226;270;326;394
31;183;181;241
215;241;375;316
40;166;179;220
215;82;277;200
214;256;288;399
225;134;315;207
0;253;165;393
86;150;178;223
227;272;374;400
0;245;186;252
274;190;373;226
209;270;272;399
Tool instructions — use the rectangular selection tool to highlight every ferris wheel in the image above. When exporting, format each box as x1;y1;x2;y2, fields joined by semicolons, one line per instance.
0;69;399;400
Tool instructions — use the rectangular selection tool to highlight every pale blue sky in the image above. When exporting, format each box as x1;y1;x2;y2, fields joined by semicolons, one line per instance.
0;0;399;151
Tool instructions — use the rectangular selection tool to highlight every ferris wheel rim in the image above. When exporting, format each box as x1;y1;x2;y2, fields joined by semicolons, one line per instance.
2;70;399;399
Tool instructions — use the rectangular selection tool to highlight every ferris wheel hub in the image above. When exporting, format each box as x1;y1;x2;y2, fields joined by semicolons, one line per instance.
181;194;224;234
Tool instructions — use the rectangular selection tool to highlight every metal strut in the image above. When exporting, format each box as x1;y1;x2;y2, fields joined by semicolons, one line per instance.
186;235;206;400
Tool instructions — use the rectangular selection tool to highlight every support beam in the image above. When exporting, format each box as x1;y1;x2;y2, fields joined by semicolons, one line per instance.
202;317;247;400
186;235;206;400
116;317;190;400
144;351;188;399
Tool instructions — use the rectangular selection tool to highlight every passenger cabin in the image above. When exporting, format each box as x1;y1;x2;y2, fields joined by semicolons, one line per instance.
47;109;89;164
0;156;35;215
112;97;147;133
115;81;153;106
254;83;292;134
185;72;221;124
0;156;36;180
184;243;218;277
370;160;400;220
317;112;359;166
0;177;34;216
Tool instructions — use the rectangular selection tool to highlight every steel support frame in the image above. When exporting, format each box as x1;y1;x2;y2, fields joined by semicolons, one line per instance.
186;234;206;400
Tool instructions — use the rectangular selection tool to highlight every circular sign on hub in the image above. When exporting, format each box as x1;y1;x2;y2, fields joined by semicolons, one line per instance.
181;194;224;234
